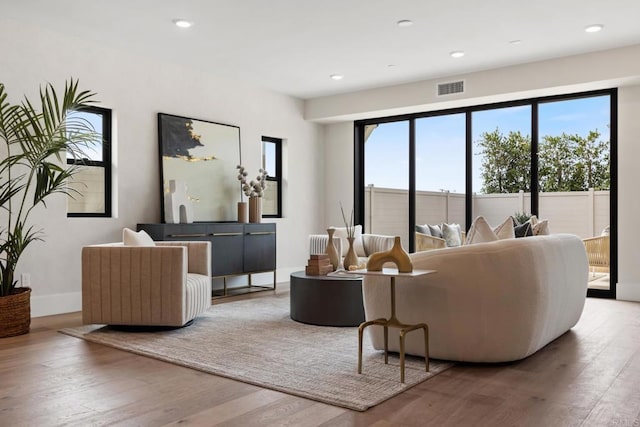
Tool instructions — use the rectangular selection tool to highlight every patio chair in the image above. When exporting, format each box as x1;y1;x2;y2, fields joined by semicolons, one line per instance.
582;235;610;276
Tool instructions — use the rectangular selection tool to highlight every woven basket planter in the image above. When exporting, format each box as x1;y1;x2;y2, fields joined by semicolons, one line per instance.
0;287;31;338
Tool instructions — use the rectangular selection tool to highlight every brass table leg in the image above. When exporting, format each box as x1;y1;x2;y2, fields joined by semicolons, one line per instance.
358;276;430;383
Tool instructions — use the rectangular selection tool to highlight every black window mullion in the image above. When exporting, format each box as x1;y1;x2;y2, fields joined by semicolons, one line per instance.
409;119;416;253
465;111;473;231
531;103;539;216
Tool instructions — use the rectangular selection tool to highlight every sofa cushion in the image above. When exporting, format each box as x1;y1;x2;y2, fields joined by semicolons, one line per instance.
333;225;366;257
123;228;155;246
442;223;462;247
466;216;498;245
493;216;515;239
533;219;550;235
428;224;443;238
514;221;533;238
415;224;431;235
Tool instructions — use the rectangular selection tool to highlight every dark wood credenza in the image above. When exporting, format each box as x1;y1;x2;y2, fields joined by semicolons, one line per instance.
137;222;276;297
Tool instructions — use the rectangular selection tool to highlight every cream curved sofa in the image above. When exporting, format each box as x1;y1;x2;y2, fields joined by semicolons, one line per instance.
362;234;589;362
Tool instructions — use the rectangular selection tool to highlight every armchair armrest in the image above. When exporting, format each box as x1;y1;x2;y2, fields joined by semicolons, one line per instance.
415;232;446;252
362;234;395;256
157;241;211;276
309;234;343;257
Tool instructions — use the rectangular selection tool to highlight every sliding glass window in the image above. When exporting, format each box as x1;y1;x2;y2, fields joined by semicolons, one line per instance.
355;89;616;298
538;95;611;292
472;105;532;227
363;121;409;246
415;114;466;229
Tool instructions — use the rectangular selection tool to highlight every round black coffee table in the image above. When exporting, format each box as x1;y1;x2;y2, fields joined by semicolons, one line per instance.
289;271;365;327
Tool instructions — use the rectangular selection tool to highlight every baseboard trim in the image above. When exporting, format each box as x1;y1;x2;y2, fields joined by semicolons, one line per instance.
616;282;640;302
31;291;82;318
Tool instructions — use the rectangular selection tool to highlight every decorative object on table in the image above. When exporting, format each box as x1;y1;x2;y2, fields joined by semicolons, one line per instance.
237;201;248;223
237;165;268;223
344;237;359;271
164;179;194;224
0;78;99;337
325;228;339;271
304;254;333;276
367;236;413;273
340;203;359;271
248;196;262;223
158;113;241;223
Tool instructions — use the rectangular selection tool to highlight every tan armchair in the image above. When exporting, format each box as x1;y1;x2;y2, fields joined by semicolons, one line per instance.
582;235;610;275
82;241;211;327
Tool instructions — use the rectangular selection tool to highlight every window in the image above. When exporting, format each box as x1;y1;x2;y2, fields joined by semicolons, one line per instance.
356;89;616;298
262;136;282;217
66;106;112;217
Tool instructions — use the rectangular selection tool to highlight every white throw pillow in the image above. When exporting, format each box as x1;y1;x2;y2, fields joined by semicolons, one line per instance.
332;225;366;257
465;216;498;245
493;216;515;240
532;219;550;235
123;228;155;246
442;223;462;247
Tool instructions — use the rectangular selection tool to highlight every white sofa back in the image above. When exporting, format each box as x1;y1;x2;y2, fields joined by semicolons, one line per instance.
362;234;589;362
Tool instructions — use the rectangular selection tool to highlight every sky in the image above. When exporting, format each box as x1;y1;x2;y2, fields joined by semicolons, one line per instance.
365;95;611;192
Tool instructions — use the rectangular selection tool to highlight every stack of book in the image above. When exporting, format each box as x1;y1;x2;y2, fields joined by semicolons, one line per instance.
305;254;333;276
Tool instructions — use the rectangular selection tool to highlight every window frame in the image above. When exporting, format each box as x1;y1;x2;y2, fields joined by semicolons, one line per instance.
66;105;112;218
262;136;282;218
355;88;617;299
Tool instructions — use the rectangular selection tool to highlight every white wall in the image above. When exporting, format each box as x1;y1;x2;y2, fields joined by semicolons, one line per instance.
315;46;640;302
0;18;324;316
617;85;640;301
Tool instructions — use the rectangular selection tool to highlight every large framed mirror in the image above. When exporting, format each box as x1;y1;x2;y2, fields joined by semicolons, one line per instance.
158;113;241;222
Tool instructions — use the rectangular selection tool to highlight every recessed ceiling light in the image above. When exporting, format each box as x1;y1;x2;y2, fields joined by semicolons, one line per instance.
173;19;194;28
397;19;413;27
330;74;344;80
584;24;603;33
450;51;465;58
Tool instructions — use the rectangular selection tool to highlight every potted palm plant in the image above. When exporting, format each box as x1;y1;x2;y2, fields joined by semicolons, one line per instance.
0;78;99;338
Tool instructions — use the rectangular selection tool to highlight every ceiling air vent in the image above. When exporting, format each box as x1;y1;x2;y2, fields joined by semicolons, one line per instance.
437;80;465;96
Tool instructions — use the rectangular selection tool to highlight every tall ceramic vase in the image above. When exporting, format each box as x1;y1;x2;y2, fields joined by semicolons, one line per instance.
249;196;262;223
325;228;339;271
237;201;248;223
343;236;359;271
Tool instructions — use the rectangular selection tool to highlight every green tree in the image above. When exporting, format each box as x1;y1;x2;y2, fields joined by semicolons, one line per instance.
538;130;609;191
570;129;609;190
537;134;574;192
476;128;531;193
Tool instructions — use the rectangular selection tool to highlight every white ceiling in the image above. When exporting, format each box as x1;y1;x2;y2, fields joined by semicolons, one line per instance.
5;0;640;99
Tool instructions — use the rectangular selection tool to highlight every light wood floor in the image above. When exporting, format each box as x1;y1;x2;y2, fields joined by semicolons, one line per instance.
2;285;640;427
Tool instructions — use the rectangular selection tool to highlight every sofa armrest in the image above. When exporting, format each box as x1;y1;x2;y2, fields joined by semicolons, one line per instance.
157;241;211;276
309;234;343;257
415;232;446;252
362;234;395;256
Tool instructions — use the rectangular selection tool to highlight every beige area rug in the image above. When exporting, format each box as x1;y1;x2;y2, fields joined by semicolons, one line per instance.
61;293;452;411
